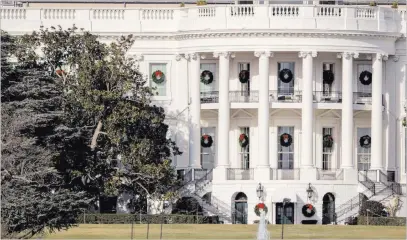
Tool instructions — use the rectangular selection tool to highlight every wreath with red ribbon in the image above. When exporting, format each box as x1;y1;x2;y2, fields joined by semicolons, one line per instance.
152;70;165;84
239;133;249;148
201;134;213;148
280;133;292;147
254;203;268;216
323;135;334;148
302;204;316;218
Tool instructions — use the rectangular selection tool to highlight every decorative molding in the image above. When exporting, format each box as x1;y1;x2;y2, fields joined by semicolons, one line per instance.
213;51;235;59
393;55;400;62
254;51;274;58
175;54;183;61
376;53;389;61
337;52;359;60
185;53;200;60
366;54;373;60
298;51;317;58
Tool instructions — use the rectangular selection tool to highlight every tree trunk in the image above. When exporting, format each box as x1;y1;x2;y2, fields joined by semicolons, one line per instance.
90;120;103;150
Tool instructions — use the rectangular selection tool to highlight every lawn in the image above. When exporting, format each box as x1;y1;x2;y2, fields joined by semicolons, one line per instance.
42;224;406;239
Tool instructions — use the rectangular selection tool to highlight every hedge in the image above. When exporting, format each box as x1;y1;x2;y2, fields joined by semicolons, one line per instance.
78;214;219;224
357;216;406;226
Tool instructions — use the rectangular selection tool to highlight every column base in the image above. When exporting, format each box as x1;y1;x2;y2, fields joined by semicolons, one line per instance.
300;168;317;182
254;167;271;181
212;166;227;182
343;168;358;183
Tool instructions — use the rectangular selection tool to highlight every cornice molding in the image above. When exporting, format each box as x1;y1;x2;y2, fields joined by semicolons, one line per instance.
337;52;359;60
254;51;274;58
96;30;401;41
298;51;318;58
375;53;389;61
213;51;235;59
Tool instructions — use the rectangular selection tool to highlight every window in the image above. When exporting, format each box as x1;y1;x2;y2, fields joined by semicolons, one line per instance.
201;127;216;170
200;63;217;93
278;62;295;95
278;126;294;169
239;62;251;92
150;63;167;96
322;63;334;94
239;127;250;169
357;128;371;171
387;171;395;182
276;202;294;224
322;128;333;170
356;64;372;95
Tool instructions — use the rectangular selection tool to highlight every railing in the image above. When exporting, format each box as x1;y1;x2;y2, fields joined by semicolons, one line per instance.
200;91;219;103
358;170;377;182
353;92;372;105
313;91;342;103
227;168;254;180
316;168;344;180
0;6;401;33
193;169;209;180
229;91;259;103
270;5;299;17
335;189;372;220
358;171;376;195
269;90;302;103
183;169;193;183
273;168;300;180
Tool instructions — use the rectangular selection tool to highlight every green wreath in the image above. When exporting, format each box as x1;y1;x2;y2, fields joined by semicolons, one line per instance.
323;135;334;148
201;134;213;148
239;70;250;83
254;203;268;216
302;204;316;218
239;133;249;148
152;70;165;84
200;70;214;85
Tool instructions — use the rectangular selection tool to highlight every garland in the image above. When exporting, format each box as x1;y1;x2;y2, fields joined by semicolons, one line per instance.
359;135;371;148
254;203;268;216
279;69;293;83
239;70;250;83
359;71;372;86
200;70;214;85
239;133;249;148
280;133;292;147
323;135;334;148
323;70;334;85
302;204;316;218
201;134;213;148
152;70;165;84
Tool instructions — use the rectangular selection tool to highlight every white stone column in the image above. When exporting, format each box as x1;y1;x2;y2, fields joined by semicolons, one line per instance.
254;51;273;181
213;51;234;181
299;51;317;168
371;53;388;173
187;53;201;169
338;52;359;169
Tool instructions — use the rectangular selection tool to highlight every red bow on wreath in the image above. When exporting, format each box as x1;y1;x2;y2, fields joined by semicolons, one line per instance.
257;203;265;209
155;71;163;78
239;134;245;141
306;204;313;211
283;134;289;142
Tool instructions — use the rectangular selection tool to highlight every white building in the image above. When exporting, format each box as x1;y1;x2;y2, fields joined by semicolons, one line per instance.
1;0;406;225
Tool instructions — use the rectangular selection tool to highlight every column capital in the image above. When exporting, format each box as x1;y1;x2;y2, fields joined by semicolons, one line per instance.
392;55;400;62
254;51;274;58
185;53;200;61
375;53;389;61
337;52;359;60
175;54;183;61
298;51;318;58
213;51;235;59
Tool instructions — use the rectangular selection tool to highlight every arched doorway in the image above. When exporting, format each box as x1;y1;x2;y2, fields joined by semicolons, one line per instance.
233;192;248;224
202;192;212;204
322;193;335;224
172;197;203;215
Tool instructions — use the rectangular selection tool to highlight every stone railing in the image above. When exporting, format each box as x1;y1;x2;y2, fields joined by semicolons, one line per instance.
0;5;402;34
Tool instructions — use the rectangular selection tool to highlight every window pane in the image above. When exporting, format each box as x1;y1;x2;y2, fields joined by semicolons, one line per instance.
277;126;294;169
240;127;250;169
322;127;333;170
357;127;371;170
200;63;216;93
201;127;216;170
357;64;372;94
278;62;295;94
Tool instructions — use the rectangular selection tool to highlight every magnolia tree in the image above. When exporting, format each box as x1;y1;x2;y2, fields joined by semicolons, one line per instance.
1;26;181;238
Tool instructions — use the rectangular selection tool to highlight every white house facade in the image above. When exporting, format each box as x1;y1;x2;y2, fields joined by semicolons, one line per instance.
1;0;407;225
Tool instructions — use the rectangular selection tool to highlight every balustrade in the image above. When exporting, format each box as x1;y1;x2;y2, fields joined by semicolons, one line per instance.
317;168;344;180
270;5;299;17
92;9;124;20
314;91;342;103
229;91;258;103
269;90;302;103
226;168;254;180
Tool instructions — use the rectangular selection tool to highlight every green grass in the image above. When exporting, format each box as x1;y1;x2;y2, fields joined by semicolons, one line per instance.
41;224;406;239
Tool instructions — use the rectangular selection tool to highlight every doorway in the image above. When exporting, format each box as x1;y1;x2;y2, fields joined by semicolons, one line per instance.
233;192;248;224
276;202;294;224
322;193;335;224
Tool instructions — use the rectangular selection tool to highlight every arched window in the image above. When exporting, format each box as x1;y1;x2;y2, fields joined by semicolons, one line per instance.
322;193;335;224
233;192;248;224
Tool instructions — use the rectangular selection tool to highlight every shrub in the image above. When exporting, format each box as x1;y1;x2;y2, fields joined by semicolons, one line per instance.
359;200;386;217
358;216;406;226
78;214;218;224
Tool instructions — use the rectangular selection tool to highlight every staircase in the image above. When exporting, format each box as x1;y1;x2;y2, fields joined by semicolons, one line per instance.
176;169;242;223
335;170;403;224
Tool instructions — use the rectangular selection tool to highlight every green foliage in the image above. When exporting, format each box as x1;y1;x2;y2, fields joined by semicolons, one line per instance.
1;31;90;239
358;216;406;226
359;200;386;217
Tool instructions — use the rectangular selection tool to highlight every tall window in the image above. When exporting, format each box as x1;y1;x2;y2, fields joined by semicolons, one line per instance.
322;127;333;170
200;63;216;93
239;63;250;92
356;64;372;95
239;127;250;169
201;127;216;170
322;63;334;94
278;126;294;169
278;62;295;95
357;128;371;170
150;63;167;96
